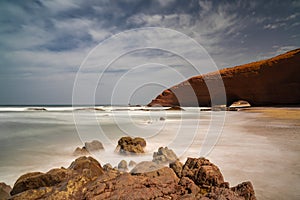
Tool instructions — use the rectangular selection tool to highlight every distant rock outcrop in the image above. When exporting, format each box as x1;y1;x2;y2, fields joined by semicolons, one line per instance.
148;49;300;107
9;156;256;199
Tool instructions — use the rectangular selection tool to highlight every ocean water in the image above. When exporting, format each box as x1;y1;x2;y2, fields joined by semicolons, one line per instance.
0;106;299;199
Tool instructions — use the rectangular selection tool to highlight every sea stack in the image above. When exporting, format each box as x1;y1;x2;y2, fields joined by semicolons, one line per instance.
148;49;300;107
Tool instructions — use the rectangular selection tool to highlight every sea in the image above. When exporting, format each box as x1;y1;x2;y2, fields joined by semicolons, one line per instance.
0;105;299;199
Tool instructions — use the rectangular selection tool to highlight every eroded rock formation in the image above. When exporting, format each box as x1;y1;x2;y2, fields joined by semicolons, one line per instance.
148;49;300;107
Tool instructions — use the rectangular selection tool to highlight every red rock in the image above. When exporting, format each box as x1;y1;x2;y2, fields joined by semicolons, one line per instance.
148;49;300;107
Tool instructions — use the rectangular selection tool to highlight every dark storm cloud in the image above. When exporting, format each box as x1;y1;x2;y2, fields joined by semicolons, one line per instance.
0;0;299;104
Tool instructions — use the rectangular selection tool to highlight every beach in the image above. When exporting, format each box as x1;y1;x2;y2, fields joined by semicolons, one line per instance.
0;107;299;199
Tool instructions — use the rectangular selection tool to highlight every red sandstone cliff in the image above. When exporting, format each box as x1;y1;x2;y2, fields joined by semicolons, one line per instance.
148;49;300;107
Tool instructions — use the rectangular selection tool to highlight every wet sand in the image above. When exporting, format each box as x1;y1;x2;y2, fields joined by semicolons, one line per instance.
208;108;300;200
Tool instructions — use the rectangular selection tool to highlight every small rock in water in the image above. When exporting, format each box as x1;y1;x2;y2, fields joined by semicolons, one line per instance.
152;147;178;164
73;146;89;156
84;140;104;152
115;136;146;154
103;163;113;171
128;160;136;167
118;160;128;172
166;106;184;111
73;140;104;156
230;100;251;108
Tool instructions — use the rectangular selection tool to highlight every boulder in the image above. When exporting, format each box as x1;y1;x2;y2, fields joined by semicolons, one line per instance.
0;182;11;199
231;181;256;200
169;159;183;178
73;140;104;156
73;146;89;156
153;147;178;164
10;169;70;196
131;161;163;174
128;160;137;167
103;163;113;171
116;136;146;154
84;140;104;152
68;156;104;178
118;160;128;172
230;100;251;108
181;157;224;187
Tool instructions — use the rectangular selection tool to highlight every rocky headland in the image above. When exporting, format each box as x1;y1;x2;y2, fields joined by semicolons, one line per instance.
148;49;300;107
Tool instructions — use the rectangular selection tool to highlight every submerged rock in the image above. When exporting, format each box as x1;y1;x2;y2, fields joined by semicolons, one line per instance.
166;106;184;111
152;147;178;164
73;140;104;156
128;160;136;167
73;146;89;156
115;136;146;154
230;100;251;108
85;140;104;152
118;160;128;172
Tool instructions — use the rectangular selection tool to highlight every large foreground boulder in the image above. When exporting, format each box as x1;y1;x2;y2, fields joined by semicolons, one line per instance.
181;157;225;187
115;136;146;154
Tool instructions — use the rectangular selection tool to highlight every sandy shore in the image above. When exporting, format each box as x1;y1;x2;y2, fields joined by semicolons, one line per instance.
208;107;300;200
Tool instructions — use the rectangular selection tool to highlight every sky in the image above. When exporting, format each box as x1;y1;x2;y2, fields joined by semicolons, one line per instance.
0;0;299;105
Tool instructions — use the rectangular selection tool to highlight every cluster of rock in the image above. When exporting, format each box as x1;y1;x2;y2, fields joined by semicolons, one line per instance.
73;140;104;156
4;156;256;200
115;136;146;154
2;137;257;199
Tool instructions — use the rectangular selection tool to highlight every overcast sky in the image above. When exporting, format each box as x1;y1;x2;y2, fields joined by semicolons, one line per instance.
0;0;299;105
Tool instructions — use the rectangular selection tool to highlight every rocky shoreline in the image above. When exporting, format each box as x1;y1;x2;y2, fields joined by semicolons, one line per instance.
1;137;256;200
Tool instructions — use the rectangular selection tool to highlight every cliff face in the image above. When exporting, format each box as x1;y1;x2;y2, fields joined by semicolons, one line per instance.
148;49;300;107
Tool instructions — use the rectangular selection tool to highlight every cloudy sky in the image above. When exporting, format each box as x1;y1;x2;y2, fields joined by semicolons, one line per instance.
0;0;299;105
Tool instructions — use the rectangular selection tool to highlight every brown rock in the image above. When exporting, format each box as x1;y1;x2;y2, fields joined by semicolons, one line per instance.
170;159;183;178
231;181;256;200
118;160;128;172
131;161;163;174
84;140;104;152
153;147;178;164
0;182;11;199
73;140;104;156
148;49;300;107
73;146;89;156
116;136;146;154
181;157;224;187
